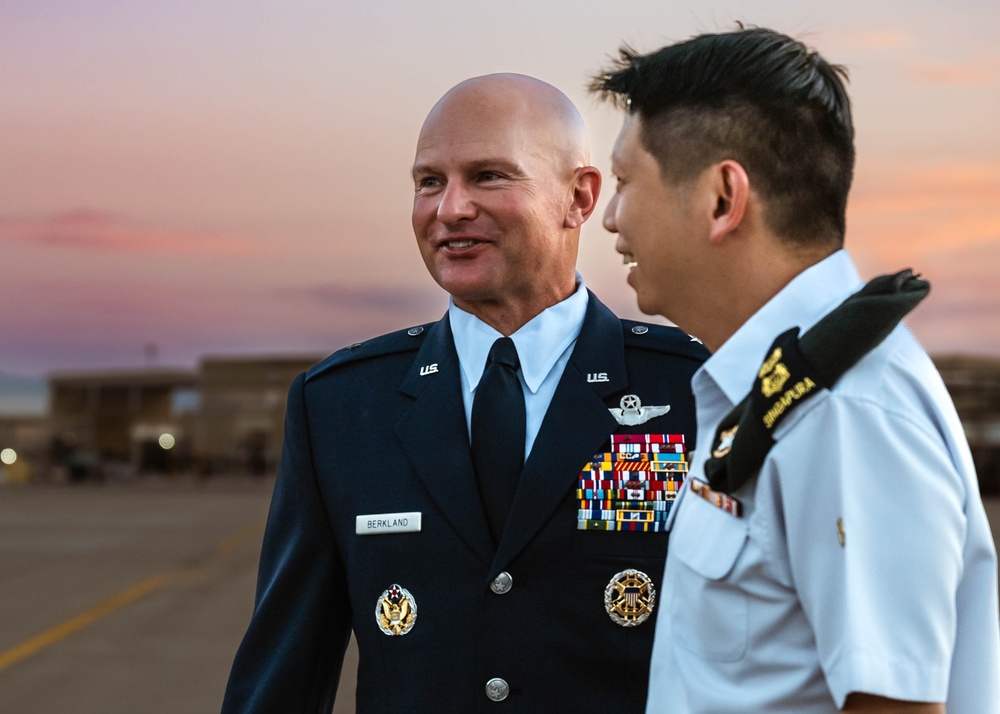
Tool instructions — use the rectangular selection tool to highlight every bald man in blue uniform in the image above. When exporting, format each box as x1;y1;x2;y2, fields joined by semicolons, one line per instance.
221;74;707;713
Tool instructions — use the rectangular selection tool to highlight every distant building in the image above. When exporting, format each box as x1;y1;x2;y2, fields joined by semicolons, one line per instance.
194;355;320;475
20;352;1000;489
48;368;198;480
934;355;1000;494
44;357;323;480
39;355;321;480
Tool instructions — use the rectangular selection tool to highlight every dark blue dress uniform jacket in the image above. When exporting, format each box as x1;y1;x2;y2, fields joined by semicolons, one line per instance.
222;293;707;713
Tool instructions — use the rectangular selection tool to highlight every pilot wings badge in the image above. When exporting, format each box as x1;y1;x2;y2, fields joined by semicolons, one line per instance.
609;394;670;426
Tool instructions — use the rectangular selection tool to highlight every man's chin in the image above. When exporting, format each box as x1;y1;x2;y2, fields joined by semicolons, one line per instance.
432;269;499;302
436;283;499;309
633;291;661;319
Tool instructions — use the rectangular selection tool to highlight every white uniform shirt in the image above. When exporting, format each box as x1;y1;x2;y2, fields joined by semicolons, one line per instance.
646;250;1000;713
449;278;588;459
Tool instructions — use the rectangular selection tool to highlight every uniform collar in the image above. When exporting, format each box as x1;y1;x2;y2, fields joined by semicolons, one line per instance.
698;249;864;406
448;277;589;395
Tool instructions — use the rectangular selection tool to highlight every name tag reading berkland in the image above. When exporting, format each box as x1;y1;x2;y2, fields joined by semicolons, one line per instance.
356;512;422;535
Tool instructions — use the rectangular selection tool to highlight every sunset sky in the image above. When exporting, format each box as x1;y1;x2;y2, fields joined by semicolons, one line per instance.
2;0;999;377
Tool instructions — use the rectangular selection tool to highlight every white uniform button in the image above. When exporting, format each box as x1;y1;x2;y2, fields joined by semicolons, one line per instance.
485;678;509;702
407;326;424;336
631;325;649;335
490;572;513;594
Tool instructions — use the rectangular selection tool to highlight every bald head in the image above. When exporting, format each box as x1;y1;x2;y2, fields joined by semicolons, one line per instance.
410;73;601;335
418;73;591;175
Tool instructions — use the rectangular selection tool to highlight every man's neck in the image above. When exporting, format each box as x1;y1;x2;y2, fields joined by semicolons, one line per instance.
693;243;836;353
455;282;579;336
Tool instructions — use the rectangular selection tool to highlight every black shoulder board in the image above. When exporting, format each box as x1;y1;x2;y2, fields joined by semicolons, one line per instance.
306;322;434;382
703;269;930;495
621;320;710;361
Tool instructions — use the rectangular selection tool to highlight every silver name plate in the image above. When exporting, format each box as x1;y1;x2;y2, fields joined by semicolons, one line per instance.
356;511;422;535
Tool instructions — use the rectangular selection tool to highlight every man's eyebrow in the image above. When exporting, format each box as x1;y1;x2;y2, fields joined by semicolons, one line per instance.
411;162;435;180
411;158;526;180
465;158;526;176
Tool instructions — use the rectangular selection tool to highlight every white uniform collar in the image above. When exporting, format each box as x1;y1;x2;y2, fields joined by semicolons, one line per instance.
449;277;589;395
698;249;863;405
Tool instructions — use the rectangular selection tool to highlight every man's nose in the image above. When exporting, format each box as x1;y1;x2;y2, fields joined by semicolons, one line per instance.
603;193;619;233
437;181;476;223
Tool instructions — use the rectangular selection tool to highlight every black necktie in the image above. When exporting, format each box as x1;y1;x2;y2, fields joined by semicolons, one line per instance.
471;337;526;543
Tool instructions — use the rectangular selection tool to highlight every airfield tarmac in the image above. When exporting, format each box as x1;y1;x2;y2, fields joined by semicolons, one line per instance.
0;476;996;713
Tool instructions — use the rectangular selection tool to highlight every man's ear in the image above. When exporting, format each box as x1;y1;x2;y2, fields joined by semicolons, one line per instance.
565;166;602;229
707;160;749;243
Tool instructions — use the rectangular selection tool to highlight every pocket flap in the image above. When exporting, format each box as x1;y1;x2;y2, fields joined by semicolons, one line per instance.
669;491;749;580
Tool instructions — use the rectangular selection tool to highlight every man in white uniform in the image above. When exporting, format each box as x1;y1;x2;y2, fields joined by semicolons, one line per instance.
591;27;1000;714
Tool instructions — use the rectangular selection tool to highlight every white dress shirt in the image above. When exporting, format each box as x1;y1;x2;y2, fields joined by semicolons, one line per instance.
646;250;1000;713
448;278;588;459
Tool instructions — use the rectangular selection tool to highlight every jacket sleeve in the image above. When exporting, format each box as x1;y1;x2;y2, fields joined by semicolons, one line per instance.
221;372;352;713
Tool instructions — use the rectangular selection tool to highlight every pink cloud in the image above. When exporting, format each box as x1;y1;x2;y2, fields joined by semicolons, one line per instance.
0;210;255;256
908;63;992;86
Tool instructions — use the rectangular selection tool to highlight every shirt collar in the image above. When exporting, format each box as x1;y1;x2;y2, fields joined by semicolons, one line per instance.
449;276;589;395
698;249;864;405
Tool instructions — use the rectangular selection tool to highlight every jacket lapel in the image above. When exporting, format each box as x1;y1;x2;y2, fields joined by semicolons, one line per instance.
395;316;494;566
495;293;626;567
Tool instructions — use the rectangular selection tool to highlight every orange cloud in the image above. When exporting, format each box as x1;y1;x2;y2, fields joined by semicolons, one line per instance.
903;240;1000;356
908;63;992;86
848;162;1000;264
1;210;255;256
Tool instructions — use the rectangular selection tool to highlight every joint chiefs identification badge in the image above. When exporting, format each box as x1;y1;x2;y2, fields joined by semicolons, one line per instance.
604;569;655;627
376;584;417;636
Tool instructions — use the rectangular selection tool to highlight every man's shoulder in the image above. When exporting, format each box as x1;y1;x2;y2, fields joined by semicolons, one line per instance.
619;319;710;363
305;321;436;383
776;326;954;448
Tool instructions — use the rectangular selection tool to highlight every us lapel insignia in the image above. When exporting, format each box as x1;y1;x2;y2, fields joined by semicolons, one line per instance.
376;584;417;636
609;394;670;426
604;569;656;627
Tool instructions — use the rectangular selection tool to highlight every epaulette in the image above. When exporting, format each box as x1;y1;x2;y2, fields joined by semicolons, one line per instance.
703;269;929;495
621;320;710;361
305;322;434;382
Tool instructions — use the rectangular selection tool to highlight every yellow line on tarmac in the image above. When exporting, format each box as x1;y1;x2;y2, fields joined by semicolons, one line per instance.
0;571;179;673
215;518;266;554
0;518;267;674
